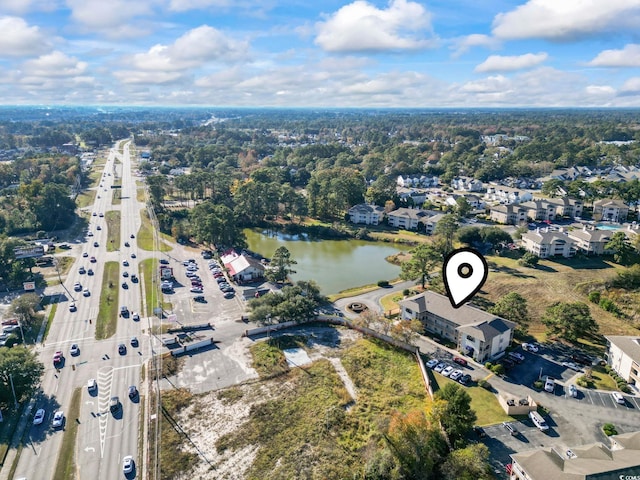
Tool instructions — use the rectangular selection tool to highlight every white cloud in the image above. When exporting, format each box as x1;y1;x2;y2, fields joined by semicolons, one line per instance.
619;77;640;95
475;52;548;72
587;44;640;67
112;70;184;85
21;51;87;77
492;0;640;40
0;0;60;13
586;85;616;95
315;0;433;52
0;16;51;57
461;75;511;94
451;34;500;58
66;0;154;37
167;0;229;11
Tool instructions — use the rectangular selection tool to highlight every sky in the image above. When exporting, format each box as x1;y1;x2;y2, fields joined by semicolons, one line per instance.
2;0;640;107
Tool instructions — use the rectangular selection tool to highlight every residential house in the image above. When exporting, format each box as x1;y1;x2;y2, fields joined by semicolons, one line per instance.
519;200;557;221
593;199;629;223
348;204;385;225
444;194;484;210
521;229;577;258
509;431;640;480
485;184;533;204
605;336;640;387
221;250;265;283
544;197;584;218
399;291;515;362
451;176;484;192
423;213;445;235
396;175;439;188
489;204;527;225
567;227;613;255
396;187;428;206
387;208;432;231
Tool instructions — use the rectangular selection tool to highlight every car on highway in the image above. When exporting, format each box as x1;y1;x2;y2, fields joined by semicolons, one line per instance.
33;408;45;425
69;302;77;312
92;212;97;216
93;241;99;247
70;343;80;356
131;274;138;282
90;256;96;263
569;384;578;398
434;363;445;373
96;225;101;230
82;253;88;258
441;366;455;377
120;306;129;317
87;378;97;392
426;358;439;369
118;344;126;355
522;343;539;353
544;376;555;393
124;241;130;247
130;234;135;239
128;386;138;399
131;337;139;347
52;411;64;428
83;288;90;297
73;282;82;291
122;281;128;289
123;260;129;267
87;231;93;237
53;351;64;365
132;312;140;321
98;213;104;217
122;455;134;474
612;392;626;404
87;268;94;275
131;253;136;258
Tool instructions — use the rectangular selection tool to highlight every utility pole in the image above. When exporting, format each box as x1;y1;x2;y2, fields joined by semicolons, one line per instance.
5;372;18;409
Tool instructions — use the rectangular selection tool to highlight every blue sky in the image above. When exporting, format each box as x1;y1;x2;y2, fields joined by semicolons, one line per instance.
2;0;640;107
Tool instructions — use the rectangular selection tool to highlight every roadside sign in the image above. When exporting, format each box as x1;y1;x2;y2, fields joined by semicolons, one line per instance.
23;281;36;291
14;245;45;259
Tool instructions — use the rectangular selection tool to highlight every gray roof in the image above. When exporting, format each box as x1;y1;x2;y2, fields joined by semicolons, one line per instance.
349;203;384;214
388;207;430;220
399;291;515;334
606;336;640;363
522;230;574;244
457;317;515;342
568;229;612;243
594;198;628;208
511;431;640;480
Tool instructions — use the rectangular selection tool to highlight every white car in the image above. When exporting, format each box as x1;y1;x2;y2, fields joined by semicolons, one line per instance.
426;359;439;369
69;302;77;312
562;361;583;372
33;408;45;425
434;363;446;373
449;369;463;381
441;366;455;377
87;378;97;392
122;455;134;474
132;312;140;321
70;343;80;356
569;384;578;398
612;392;626;405
52;411;64;428
522;343;539;353
544;376;555;393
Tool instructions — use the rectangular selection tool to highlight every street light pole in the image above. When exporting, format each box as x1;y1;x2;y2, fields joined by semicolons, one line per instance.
4;372;18;410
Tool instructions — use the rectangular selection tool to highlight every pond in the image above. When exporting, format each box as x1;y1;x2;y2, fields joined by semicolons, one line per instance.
244;229;410;294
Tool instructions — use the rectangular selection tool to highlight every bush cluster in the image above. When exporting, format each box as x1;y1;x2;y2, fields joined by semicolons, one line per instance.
603;423;618;436
603;365;632;393
477;379;492;390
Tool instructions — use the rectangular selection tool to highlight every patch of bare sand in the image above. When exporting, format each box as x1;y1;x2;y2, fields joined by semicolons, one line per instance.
173;327;363;479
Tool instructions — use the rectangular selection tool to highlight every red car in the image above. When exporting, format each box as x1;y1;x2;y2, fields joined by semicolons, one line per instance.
453;356;468;367
53;351;64;365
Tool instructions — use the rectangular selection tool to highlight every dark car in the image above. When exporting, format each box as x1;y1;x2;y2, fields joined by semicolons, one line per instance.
110;396;120;413
118;344;126;355
93;241;99;247
193;295;206;303
473;426;486;438
459;374;472;385
122;282;128;289
160;259;169;264
128;385;138;399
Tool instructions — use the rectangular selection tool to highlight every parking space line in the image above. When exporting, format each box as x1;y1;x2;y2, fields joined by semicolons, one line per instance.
632;397;640;410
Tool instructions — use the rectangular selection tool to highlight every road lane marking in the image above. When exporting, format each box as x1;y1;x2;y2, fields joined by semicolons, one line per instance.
97;367;114;458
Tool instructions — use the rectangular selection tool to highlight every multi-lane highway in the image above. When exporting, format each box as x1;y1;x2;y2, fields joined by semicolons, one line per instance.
13;141;150;480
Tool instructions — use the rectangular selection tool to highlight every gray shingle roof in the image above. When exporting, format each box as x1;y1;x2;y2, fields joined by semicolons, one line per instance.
606;336;640;363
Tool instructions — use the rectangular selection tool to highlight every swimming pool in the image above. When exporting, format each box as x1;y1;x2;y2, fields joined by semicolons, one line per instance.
595;223;622;231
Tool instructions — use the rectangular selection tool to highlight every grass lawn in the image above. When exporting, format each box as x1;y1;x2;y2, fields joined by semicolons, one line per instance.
140;258;172;316
105;210;120;252
430;373;511;426
479;253;637;338
589;365;619;391
213;338;429;479
138;209;172;252
111;185;122;205
52;388;81;480
75;189;96;209
0;408;20;467
95;261;119;340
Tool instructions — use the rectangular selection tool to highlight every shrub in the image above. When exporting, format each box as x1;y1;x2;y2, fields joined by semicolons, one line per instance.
599;298;621;315
576;375;594;388
484;362;493;369
533;380;544;390
518;252;539;268
491;364;505;376
588;291;601;304
603;423;618;436
477;379;492;390
402;289;410;296
620;384;632;394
